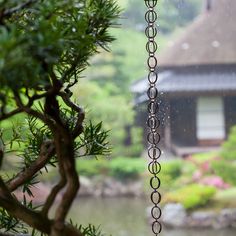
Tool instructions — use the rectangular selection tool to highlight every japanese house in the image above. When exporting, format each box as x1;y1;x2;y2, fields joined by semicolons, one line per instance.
132;0;236;156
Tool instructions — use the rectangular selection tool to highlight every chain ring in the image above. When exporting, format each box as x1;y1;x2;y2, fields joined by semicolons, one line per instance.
145;0;162;235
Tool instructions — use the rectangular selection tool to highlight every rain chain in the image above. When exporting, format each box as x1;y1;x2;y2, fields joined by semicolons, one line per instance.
145;0;162;235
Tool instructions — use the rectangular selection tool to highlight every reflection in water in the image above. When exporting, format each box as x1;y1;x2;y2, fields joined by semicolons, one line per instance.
162;229;236;236
68;197;235;236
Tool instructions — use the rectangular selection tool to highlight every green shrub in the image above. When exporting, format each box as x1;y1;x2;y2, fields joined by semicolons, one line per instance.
157;159;183;190
163;184;216;210
211;188;236;209
76;158;109;177
212;160;236;186
221;125;236;161
76;157;145;180
162;159;183;179
182;161;197;176
215;187;236;201
109;157;145;180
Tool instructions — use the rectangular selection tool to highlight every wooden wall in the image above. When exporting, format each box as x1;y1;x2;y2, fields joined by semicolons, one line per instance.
224;96;236;137
170;97;197;146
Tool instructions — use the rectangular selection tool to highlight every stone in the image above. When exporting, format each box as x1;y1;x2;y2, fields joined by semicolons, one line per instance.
78;176;94;196
214;208;236;229
162;203;187;227
152;204;236;229
189;211;217;228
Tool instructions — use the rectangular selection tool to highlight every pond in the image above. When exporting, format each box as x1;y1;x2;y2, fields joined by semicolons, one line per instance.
68;197;236;236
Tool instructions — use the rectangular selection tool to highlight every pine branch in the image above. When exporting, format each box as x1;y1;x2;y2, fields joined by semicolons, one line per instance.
59;92;85;139
49;128;80;235
0;178;52;234
0;178;84;236
13;91;56;130
2;0;38;18
0;108;23;122
6;140;55;192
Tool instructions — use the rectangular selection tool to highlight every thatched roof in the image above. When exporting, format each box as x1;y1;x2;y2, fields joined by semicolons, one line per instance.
159;0;236;68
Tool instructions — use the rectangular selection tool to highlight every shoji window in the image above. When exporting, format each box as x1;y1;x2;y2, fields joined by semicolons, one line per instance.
197;96;225;140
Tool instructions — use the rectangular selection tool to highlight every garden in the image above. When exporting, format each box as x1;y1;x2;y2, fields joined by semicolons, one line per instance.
161;126;236;211
0;1;234;235
67;124;236;212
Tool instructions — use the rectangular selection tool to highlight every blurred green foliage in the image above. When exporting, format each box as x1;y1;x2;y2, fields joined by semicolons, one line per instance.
76;157;145;180
73;80;143;157
0;0;120;91
72;0;202;159
158;159;183;190
124;0;202;34
208;125;236;186
109;156;145;179
76;158;109;177
214;187;236;207
189;152;218;164
212;160;236;186
162;159;183;178
181;161;196;176
163;184;216;210
221;125;236;161
0;0;121;234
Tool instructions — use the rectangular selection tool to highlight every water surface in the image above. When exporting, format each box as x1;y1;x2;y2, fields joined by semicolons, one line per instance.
68;197;235;236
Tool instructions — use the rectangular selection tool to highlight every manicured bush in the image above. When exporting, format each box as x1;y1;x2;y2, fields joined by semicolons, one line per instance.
76;157;145;180
214;187;236;201
188;152;220;176
162;159;183;179
213;188;236;208
181;161;197;176
163;184;216;210
221;125;236;161
158;159;183;190
76;158;109;177
212;160;236;186
109;157;145;180
208;126;236;186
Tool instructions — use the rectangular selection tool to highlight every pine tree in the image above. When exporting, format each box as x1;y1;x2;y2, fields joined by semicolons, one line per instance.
0;1;120;235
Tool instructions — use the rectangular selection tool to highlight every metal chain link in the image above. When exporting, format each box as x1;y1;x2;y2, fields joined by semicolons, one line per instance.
144;0;162;235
